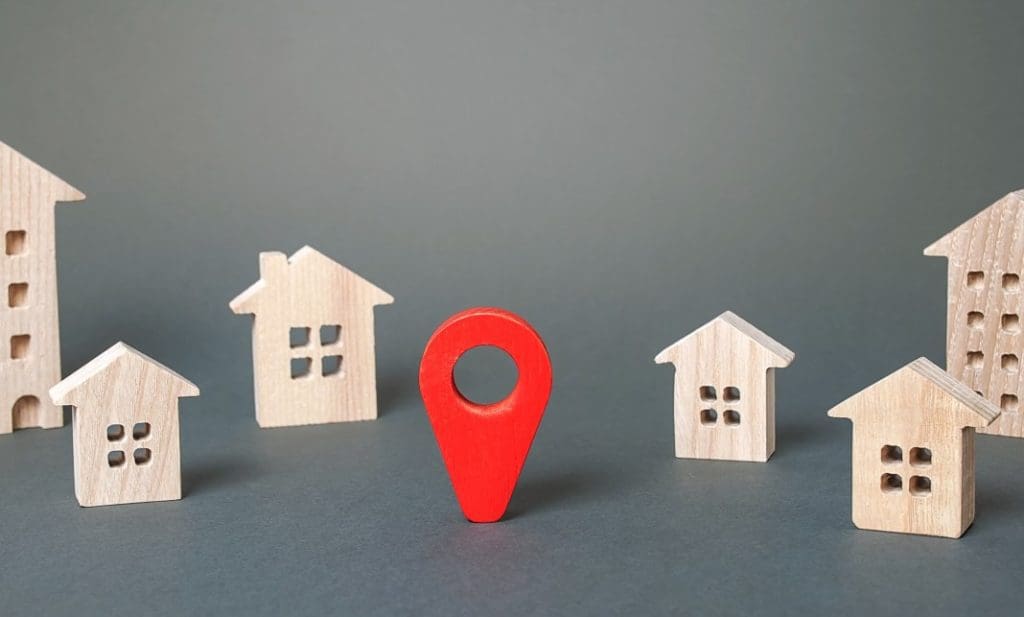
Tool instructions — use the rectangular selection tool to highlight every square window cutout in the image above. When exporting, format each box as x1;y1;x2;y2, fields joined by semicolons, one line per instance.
107;424;125;442
967;271;985;290
322;355;343;377
133;422;151;440
291;357;312;379
967;351;984;369
699;409;717;425
320;325;341;346
108;451;126;467
8;283;27;308
698;386;717;402
1005;273;1022;292
880;473;902;493
133;448;152;465
881;444;902;464
1002;394;1019;413
967;311;984;329
290;327;310;348
1002;314;1021;334
10;334;29;359
5;230;25;255
1003;354;1020;373
723;387;740;402
909;476;932;496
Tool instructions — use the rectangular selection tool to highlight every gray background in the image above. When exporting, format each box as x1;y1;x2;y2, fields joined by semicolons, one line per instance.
1;1;1023;615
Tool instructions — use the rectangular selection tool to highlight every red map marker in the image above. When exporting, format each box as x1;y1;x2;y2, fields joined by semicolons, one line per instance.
419;307;553;523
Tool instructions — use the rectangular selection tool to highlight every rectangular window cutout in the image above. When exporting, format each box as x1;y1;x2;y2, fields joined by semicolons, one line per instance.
5;230;25;255
967;311;984;329
320;325;342;346
10;334;29;359
909;447;931;467
7;282;27;308
909;476;931;496
967;271;984;289
699;408;717;425
289;327;310;348
880;473;902;493
322;355;343;377
291;357;312;379
881;444;902;464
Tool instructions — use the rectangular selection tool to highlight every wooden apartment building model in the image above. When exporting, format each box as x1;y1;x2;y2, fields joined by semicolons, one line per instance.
0;140;85;434
925;189;1024;439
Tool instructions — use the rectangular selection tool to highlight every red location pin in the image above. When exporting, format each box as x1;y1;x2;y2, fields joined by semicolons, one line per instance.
419;307;553;523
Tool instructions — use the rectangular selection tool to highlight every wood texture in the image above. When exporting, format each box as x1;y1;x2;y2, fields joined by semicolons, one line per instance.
49;342;199;507
827;358;999;538
925;189;1024;438
419;307;552;522
654;311;794;462
230;246;394;428
0;140;84;434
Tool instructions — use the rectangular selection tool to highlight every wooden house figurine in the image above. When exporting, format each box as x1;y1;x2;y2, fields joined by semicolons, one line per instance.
0;140;85;434
827;358;1000;538
49;342;199;507
654;311;795;462
925;189;1024;439
230;246;394;428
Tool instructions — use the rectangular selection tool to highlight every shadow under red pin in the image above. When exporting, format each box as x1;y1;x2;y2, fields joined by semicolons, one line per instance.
419;307;553;523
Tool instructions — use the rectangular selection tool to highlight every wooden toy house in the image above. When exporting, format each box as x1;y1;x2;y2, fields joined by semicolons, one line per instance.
827;358;1000;538
925;189;1024;439
230;246;394;428
49;343;199;507
0;140;85;434
654;311;795;462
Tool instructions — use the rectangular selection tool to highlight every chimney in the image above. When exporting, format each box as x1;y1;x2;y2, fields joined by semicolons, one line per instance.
259;252;288;282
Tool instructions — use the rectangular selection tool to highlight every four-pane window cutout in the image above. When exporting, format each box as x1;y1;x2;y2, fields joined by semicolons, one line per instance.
289;324;345;380
967;271;985;290
106;422;155;468
5;230;26;255
697;385;741;427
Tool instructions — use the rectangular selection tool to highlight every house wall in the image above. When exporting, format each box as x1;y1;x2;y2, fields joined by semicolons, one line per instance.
73;398;181;507
849;419;968;538
0;190;62;433
670;324;772;462
942;201;1024;438
249;282;380;427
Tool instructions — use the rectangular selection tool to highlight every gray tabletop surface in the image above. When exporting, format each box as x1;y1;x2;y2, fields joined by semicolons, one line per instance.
2;1;1024;615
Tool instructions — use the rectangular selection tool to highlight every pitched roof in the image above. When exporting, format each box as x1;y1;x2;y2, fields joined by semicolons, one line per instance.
50;342;199;405
924;189;1024;257
827;357;1000;427
654;310;795;366
229;245;394;314
0;139;86;203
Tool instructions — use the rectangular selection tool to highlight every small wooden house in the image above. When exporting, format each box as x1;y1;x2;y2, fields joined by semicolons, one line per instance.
49;343;199;507
654;311;795;462
230;246;394;428
827;358;1000;538
0;140;85;434
925;189;1024;439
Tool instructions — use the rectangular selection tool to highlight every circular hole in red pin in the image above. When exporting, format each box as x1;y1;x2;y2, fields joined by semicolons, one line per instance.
454;345;520;406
